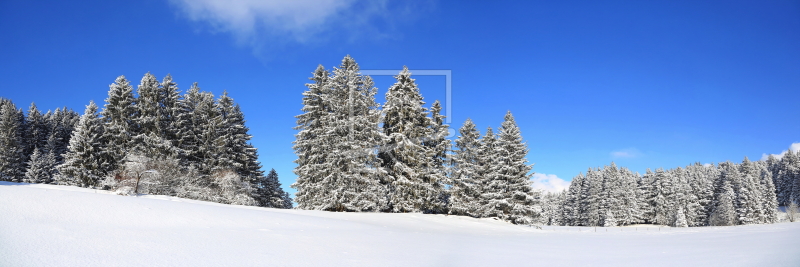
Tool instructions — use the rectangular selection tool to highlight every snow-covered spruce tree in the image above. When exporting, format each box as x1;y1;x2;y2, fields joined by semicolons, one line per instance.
291;65;331;209
0;100;25;182
426;100;451;209
776;151;798;205
293;57;388;212
448;118;484;217
160;74;182;148
480;111;538;224
649;168;673;225
600;163;622;226
737;157;765;224
617;167;643;225
756;160;778;223
788;151;800;205
710;162;738;226
176;83;215;173
477;127;499;217
674;206;689;227
100;75;137;171
130;73;177;158
380;66;444;213
255;169;292;208
540;191;565;226
578;168;603;226
23;103;50;159
603;209;617;227
560;173;584;226
23;147;56;183
45;107;80;164
56;101;108;187
212;91;257;178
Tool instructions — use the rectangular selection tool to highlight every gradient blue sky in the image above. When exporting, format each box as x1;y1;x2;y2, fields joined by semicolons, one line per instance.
1;0;798;194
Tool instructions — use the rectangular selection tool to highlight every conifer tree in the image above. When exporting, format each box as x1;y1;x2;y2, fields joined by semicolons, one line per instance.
449;119;483;217
256;169;292;208
100;75;137;171
0;100;25;181
380;66;443;213
561;173;584;225
480;112;538;224
24;147;56;183
23;103;49;158
293;57;387;211
56;101;108;187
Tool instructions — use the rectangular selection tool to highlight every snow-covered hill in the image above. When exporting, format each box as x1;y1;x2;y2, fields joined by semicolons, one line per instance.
2;182;799;267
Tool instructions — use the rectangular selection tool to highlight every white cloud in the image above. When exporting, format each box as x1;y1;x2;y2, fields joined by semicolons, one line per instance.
530;173;570;193
610;148;642;159
169;0;414;52
761;142;800;161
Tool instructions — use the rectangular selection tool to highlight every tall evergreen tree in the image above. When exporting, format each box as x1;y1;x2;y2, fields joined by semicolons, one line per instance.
481;112;538;224
0;100;25;181
56;101;108;187
23;103;49;158
448;119;483;217
380;66;443;213
293;57;388;211
100;75;137;171
255;169;292;208
23;147;56;183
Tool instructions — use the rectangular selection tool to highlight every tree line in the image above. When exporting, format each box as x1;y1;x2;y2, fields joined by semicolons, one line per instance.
292;56;540;224
538;152;800;227
0;74;291;208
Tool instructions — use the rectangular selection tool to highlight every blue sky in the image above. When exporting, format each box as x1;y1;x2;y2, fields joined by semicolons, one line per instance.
1;0;798;194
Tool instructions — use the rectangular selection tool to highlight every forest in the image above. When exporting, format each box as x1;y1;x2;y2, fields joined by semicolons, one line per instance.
0;74;291;208
1;55;798;227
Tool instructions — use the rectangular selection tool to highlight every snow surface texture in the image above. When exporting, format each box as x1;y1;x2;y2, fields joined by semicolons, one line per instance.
2;182;799;267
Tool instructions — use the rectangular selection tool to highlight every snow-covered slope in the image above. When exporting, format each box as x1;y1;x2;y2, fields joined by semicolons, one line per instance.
2;182;799;267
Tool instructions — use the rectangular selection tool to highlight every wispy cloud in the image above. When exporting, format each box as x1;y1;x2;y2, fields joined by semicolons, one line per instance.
531;173;570;193
761;142;800;161
169;0;422;54
610;148;642;159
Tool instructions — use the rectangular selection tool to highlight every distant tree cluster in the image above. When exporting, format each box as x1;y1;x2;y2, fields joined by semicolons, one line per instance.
0;99;79;183
765;151;800;207
292;56;539;224
0;74;291;208
540;158;782;227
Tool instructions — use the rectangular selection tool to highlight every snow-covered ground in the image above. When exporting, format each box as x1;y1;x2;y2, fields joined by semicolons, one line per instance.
2;182;799;267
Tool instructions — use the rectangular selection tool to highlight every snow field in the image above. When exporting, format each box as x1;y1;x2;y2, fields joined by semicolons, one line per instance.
2;182;800;267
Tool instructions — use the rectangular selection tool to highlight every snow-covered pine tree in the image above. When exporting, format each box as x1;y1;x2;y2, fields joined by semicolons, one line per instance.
256;169;292;208
650;168;673;225
448;118;483;217
737;157;764;224
710;162;738;226
176;83;215;173
380;66;443;213
776;151;798;205
617;167;642;225
294;57;388;212
426;100;450;211
560;173;584;226
601;163;622;226
578;168;603;226
45;107;80;164
638;169;655;224
23;103;49;159
292;65;332;209
603;209;617;227
789;151;800;205
100;75;137;172
674;206;689;227
481;111;538;224
0;100;25;182
160;74;182;148
23;147;56;183
56;101;108;187
756;160;778;223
